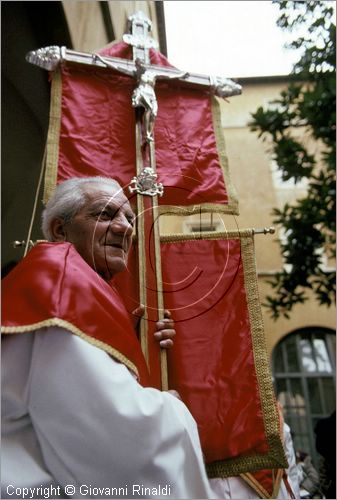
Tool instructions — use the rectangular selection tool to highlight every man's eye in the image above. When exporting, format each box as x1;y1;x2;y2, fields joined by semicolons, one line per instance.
97;210;112;219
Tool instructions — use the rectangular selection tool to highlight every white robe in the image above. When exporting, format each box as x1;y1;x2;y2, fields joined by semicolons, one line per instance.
1;327;216;499
2;328;299;500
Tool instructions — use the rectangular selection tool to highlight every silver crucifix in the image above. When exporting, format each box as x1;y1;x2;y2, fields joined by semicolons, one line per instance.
26;11;242;199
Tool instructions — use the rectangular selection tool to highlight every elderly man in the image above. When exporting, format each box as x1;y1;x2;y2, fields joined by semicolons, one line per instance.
2;176;216;499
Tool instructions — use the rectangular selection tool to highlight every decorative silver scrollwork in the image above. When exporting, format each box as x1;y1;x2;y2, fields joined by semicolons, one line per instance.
123;33;158;50
25;45;62;71
209;75;242;98
123;11;158;51
127;10;153;33
129;167;164;197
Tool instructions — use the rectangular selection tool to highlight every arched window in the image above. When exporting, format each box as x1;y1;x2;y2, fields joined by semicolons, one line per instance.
272;327;336;468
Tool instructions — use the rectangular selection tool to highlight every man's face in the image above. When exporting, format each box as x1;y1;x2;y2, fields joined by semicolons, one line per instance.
62;183;135;280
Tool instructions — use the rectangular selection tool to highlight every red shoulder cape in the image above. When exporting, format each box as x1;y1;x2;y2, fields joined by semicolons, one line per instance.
1;242;150;386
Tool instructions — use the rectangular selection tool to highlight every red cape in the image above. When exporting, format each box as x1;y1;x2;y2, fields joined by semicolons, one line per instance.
1;242;150;386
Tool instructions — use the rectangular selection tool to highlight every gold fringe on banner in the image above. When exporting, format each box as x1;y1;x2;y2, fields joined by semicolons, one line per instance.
160;229;252;243
211;96;239;215
158;202;237;216
157;96;239;217
43;69;62;204
160;229;287;477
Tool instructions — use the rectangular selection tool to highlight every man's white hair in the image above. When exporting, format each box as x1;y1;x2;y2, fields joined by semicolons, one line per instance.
41;176;123;241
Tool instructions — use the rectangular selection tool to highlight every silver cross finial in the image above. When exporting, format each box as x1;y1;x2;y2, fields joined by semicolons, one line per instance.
123;11;158;64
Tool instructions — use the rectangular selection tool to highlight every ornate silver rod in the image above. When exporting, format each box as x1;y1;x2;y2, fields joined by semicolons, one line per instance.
26;47;242;98
252;227;276;235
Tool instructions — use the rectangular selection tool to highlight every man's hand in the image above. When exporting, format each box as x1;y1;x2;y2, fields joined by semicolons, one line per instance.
132;306;176;349
167;389;182;400
154;310;176;349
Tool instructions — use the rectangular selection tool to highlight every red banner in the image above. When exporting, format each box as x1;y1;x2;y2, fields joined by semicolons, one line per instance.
115;232;287;476
44;42;238;214
41;39;284;477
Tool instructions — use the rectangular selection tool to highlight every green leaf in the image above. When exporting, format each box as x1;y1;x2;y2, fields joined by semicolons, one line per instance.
251;0;336;320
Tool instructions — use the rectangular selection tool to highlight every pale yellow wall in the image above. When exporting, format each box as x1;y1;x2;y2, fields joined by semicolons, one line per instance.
260;280;336;356
108;1;132;41
223;80;336;356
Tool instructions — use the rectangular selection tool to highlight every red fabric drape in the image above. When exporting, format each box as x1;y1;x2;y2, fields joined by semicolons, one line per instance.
2;242;150;386
115;236;283;471
160;238;267;462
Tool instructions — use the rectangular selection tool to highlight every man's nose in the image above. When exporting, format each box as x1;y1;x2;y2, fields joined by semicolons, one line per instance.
110;214;133;235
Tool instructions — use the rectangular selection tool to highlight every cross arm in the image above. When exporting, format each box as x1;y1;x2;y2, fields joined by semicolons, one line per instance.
26;46;242;98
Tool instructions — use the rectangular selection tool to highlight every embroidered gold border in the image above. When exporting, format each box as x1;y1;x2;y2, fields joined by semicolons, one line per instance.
43;69;62;204
1;318;139;379
160;229;252;243
158;203;236;216
160;230;287;477
211;96;239;215
240;234;286;466
157;96;239;216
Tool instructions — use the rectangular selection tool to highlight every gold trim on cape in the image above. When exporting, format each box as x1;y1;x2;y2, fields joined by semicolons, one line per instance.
1;318;139;380
160;229;287;477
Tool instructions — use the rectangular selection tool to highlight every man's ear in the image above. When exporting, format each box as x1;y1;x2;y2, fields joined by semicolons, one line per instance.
50;218;67;241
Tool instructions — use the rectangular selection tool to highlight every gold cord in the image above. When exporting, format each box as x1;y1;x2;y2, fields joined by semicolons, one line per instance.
24;146;47;257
